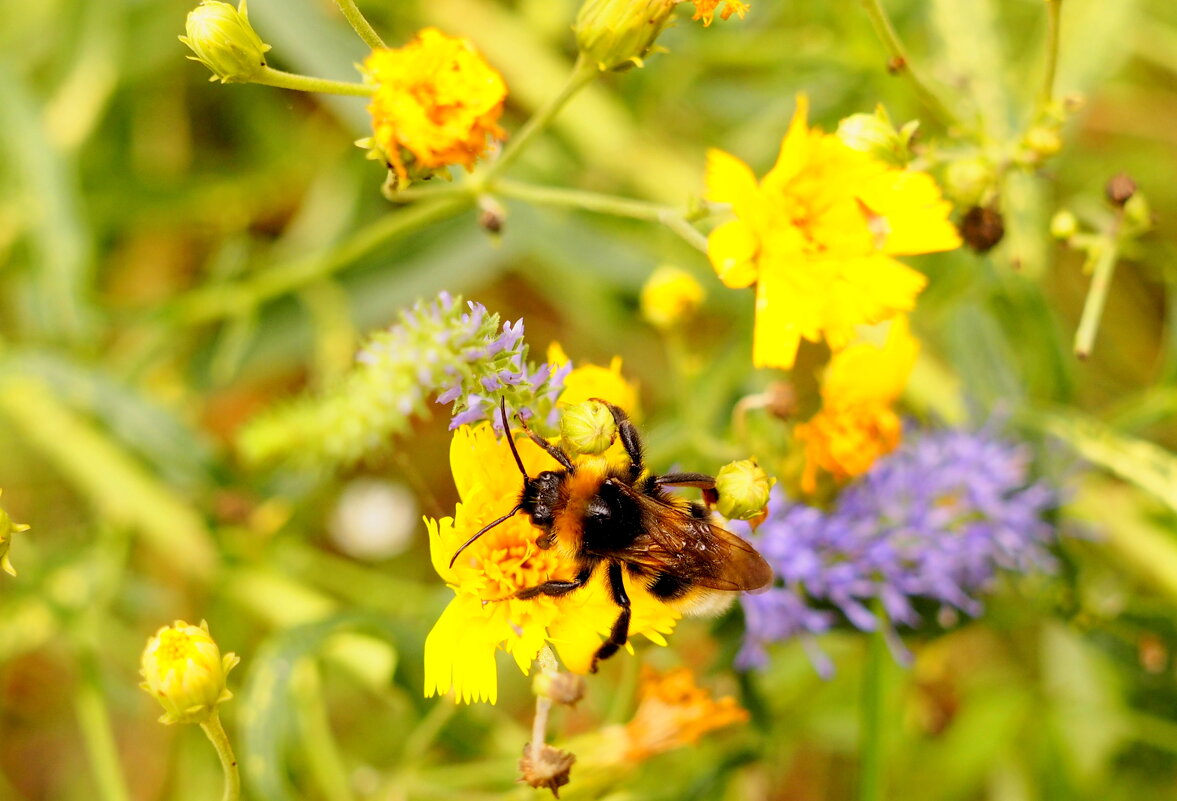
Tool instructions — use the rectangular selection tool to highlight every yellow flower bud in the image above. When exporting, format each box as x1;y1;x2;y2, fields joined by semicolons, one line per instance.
1049;210;1078;241
714;459;774;520
0;490;29;577
560;400;618;456
179;0;271;84
640;266;705;330
1122;193;1153;235
140;620;240;725
574;0;677;72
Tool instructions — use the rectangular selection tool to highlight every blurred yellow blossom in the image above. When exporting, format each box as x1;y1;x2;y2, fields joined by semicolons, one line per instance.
640;266;706;330
361;28;506;184
140;620;240;725
425;424;679;704
794;316;919;492
705;95;959;369
691;0;750;26
622;666;749;760
0;489;29;577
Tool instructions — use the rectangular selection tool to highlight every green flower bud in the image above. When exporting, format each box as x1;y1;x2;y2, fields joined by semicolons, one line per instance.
943;157;997;208
836;106;916;166
0;489;29;577
1023;124;1062;160
714;459;774;520
1122;193;1153;234
179;0;271;84
560;400;617;456
1049;210;1079;241
574;0;677;72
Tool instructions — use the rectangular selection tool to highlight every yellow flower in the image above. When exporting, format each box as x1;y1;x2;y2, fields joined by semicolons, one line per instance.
425;424;680;704
361;29;506;185
705;94;960;369
548;342;640;419
0;489;29;577
622;666;749;761
640;266;706;330
794;316;919;492
691;0;750;26
140;620;240;725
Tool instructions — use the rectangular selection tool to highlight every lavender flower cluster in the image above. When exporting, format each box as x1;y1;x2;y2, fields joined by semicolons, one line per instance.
239;292;565;467
738;427;1062;677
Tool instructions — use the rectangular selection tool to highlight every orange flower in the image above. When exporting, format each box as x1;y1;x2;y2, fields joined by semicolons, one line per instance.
706;95;960;369
691;0;750;26
794;317;918;492
622;666;749;761
361;28;506;184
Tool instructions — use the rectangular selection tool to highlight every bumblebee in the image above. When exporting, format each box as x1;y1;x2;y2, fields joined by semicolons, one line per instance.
450;399;773;671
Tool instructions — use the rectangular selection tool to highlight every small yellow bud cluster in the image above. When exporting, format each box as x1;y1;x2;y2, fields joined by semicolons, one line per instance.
560;400;618;456
179;0;271;84
140;620;239;725
640;266;705;330
714;459;774;522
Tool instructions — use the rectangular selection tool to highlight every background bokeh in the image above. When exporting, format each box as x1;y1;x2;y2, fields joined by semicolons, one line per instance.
1;0;1176;799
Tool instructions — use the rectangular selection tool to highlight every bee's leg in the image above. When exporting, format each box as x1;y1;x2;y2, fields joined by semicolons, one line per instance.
514;412;575;471
514;565;592;600
591;562;632;672
590;398;644;481
653;472;716;489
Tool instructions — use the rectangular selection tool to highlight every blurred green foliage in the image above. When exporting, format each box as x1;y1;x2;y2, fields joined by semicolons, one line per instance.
1;0;1177;799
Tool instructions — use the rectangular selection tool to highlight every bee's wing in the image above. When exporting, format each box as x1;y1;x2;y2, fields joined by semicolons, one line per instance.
619;485;773;592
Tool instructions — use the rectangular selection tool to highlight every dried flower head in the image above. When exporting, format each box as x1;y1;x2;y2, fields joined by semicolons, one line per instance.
140;620;239;725
705;94;960;369
361;28;506;185
519;743;576;797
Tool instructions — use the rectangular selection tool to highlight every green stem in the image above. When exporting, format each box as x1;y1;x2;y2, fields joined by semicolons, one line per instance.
333;0;386;50
200;711;242;801
858;0;961;130
76;668;132;801
1073;233;1121;360
252;66;373;97
859;621;887;801
480;55;599;182
1041;0;1064;108
491;180;708;252
171;195;471;325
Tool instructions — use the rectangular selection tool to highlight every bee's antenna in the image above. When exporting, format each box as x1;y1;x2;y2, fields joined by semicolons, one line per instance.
448;503;522;568
500;397;529;480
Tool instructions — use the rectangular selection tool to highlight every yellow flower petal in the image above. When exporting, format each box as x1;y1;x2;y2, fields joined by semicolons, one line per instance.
707;220;759;288
425;595;503;704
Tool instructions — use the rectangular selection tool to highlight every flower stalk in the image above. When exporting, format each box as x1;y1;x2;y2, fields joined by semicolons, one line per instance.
857;0;961;130
333;0;385;49
251;66;373;96
1041;0;1064;108
200;711;242;801
858;612;888;801
479;55;599;182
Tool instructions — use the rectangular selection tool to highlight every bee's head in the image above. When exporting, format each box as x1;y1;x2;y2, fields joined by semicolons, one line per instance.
520;470;564;536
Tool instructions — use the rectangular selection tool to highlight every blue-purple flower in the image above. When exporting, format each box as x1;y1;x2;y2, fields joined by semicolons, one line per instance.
238;292;565;467
738;427;1062;676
